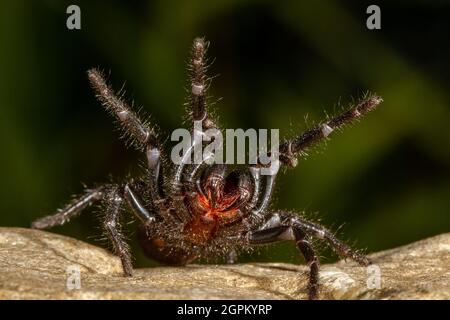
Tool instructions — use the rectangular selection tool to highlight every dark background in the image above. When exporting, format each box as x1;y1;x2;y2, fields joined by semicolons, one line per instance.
0;0;449;266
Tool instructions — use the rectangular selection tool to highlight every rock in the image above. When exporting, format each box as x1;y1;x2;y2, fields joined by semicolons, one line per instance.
0;227;448;299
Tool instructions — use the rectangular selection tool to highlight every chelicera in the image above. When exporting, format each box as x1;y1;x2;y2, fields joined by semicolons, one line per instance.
32;38;382;299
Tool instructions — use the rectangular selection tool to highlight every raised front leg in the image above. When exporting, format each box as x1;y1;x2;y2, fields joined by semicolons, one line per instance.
173;38;219;193
279;94;382;167
87;69;166;205
188;37;216;130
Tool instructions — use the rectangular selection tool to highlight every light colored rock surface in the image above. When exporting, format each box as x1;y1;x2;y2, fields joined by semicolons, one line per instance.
0;227;448;299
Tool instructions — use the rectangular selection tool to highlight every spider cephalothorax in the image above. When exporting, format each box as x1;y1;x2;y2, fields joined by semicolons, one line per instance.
32;37;382;299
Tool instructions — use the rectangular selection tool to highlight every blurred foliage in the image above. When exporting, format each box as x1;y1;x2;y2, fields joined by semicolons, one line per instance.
0;0;449;267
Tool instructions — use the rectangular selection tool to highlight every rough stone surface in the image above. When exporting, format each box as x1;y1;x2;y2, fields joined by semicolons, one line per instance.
0;227;448;299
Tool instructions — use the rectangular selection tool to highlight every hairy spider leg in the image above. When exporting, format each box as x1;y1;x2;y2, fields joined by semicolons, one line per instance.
102;186;133;276
174;37;218;186
31;182;157;276
293;228;320;300
31;187;103;229
87;69;166;209
247;211;370;299
188;37;216;130
279;94;383;167
246;214;319;299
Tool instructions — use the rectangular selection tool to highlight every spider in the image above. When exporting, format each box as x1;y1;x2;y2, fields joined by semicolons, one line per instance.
32;37;382;300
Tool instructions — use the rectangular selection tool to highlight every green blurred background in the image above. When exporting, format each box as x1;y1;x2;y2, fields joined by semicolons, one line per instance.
0;0;449;266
